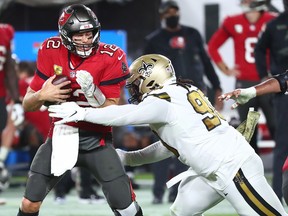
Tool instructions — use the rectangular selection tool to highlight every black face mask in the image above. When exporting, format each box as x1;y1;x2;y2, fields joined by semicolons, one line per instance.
165;15;179;29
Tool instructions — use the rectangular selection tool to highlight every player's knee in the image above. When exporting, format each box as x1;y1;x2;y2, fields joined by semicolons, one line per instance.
113;201;143;216
21;197;41;213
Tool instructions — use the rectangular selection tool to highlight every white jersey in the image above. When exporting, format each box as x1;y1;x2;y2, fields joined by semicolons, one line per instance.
84;83;255;189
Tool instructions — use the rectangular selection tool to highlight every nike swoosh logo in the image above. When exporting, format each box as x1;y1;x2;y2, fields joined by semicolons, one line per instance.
118;54;124;60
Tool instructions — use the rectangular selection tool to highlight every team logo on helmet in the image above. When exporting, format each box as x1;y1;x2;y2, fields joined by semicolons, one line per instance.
138;61;153;77
58;11;72;27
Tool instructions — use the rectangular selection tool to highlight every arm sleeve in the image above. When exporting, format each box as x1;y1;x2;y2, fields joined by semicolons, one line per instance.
208;18;231;64
123;141;174;166
196;30;221;90
255;24;271;79
84;96;170;126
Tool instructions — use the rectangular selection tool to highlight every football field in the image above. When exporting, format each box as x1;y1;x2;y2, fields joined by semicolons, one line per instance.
2;176;287;216
1;186;238;216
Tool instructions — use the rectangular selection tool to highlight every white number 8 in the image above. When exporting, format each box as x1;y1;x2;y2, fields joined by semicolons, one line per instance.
244;37;258;64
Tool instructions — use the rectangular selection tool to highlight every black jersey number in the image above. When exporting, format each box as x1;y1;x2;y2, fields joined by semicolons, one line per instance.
188;90;225;131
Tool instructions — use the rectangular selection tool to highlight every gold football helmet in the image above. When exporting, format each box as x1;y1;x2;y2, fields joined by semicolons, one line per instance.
126;54;176;104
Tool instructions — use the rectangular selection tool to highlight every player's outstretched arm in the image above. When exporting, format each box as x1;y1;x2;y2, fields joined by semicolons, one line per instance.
218;87;256;109
219;75;286;109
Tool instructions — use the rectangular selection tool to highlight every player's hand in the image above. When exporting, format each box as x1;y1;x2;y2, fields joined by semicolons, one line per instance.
76;70;94;97
225;68;241;77
48;102;86;124
218;87;256;109
11;103;24;126
76;70;106;107
41;75;71;103
116;148;128;165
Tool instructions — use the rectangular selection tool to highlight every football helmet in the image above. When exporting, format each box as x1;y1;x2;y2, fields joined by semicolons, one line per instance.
240;0;268;12
58;4;101;58
126;54;176;104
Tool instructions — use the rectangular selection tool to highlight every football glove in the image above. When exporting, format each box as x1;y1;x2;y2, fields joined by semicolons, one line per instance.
76;70;106;107
10;103;24;126
230;87;256;109
48;102;87;124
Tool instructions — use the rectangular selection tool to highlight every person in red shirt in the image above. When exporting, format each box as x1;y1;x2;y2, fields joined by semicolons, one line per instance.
0;23;23;205
17;4;142;216
208;0;276;154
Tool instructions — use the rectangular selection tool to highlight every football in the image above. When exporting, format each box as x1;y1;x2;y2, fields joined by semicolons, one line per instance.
43;75;71;107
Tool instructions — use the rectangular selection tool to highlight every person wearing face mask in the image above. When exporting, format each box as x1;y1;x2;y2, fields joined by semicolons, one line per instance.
142;0;223;204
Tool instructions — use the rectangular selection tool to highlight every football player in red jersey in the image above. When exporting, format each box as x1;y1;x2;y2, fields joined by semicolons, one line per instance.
0;23;24;205
17;4;142;216
208;0;276;154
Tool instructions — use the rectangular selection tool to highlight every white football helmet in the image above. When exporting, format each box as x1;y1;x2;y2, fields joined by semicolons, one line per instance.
126;54;176;104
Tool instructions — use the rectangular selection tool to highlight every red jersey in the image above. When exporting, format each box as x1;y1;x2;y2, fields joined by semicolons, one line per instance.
19;78;50;139
30;36;130;135
0;24;14;97
208;12;276;81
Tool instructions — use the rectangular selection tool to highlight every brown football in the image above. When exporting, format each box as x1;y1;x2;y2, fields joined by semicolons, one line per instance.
43;75;71;107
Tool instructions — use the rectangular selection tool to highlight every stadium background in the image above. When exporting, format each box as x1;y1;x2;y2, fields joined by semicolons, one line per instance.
0;0;286;215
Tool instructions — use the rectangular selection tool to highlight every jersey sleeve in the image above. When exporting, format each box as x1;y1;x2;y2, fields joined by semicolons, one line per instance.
208;16;231;64
84;96;169;126
99;47;130;99
30;38;57;91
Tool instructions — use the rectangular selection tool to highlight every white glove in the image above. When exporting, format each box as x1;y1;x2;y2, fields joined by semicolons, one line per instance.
116;148;128;165
48;102;87;124
231;87;256;109
76;70;106;107
11;103;24;126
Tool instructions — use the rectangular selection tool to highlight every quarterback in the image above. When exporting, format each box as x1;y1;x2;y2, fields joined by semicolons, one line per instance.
18;4;142;216
49;54;287;215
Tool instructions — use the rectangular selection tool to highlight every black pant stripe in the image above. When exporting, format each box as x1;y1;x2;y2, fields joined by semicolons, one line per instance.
233;169;281;216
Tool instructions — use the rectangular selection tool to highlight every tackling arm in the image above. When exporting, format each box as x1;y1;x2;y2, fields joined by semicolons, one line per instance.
49;97;170;126
117;141;174;166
